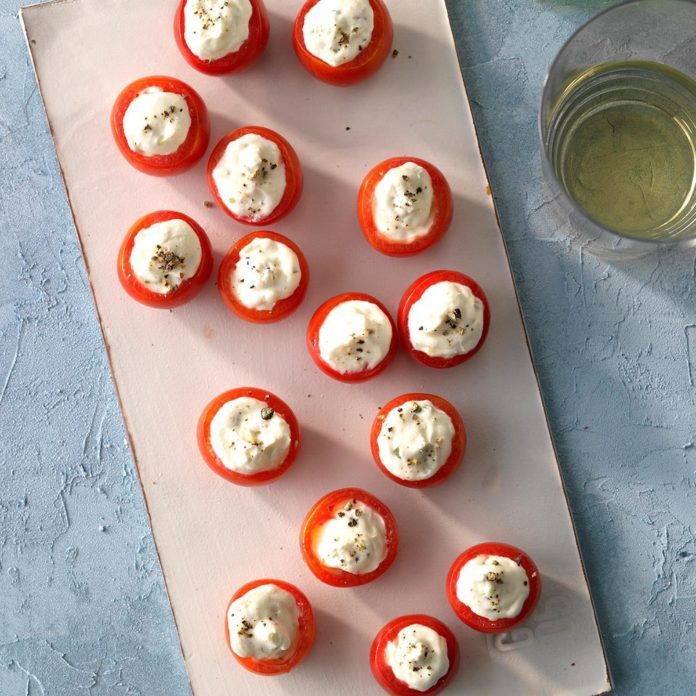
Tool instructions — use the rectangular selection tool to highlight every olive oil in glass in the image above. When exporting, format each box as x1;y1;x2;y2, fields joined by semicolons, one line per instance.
546;61;696;240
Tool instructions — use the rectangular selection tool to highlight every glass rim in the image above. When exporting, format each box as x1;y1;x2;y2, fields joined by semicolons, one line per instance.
538;0;696;248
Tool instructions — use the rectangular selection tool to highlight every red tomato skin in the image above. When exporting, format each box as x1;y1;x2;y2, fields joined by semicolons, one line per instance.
358;158;453;257
446;542;542;634
197;387;301;486
207;126;304;226
398;270;490;369
292;0;393;86
117;210;213;309
370;393;466;489
300;487;399;587
370;614;460;696
224;578;315;675
218;231;309;323
306;293;397;383
174;0;270;75
110;76;210;176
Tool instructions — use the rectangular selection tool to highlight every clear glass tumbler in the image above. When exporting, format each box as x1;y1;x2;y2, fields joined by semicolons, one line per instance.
539;0;696;259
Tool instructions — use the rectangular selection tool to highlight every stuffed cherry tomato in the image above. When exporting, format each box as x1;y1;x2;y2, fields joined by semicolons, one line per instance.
225;578;315;675
111;76;210;176
446;542;541;634
300;487;399;587
358;157;453;257
293;0;393;86
218;231;309;323
207;126;303;226
117;210;213;309
370;615;460;695
197;387;301;486
371;393;466;488
174;0;270;75
307;293;397;383
398;271;490;369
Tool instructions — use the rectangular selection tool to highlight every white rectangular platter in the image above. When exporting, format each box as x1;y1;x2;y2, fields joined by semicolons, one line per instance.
21;0;611;694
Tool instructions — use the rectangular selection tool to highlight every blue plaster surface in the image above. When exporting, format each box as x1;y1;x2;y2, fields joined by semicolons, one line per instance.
0;0;694;694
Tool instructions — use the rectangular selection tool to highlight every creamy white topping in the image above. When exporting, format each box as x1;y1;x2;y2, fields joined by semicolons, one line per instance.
227;584;299;660
318;300;392;374
302;0;374;67
129;219;202;295
232;237;301;311
184;0;252;62
373;162;434;241
377;400;455;482
315;499;386;574
212;133;286;221
408;281;484;358
385;624;449;693
122;87;191;156
210;397;291;475
456;555;530;620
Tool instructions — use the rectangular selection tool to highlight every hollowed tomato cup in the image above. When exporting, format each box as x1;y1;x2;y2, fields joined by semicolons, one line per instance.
117;210;213;309
446;542;541;634
197;387;301;486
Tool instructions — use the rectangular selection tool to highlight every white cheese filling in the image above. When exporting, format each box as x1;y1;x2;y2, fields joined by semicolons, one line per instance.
318;300;392;374
408;281;484;358
122;87;191;156
315;499;387;574
373;162;434;241
184;0;253;62
385;623;449;693
210;397;291;475
377;400;455;481
129;219;202;295
231;237;301;311
302;0;374;67
212;133;287;221
227;584;299;660
456;555;530;620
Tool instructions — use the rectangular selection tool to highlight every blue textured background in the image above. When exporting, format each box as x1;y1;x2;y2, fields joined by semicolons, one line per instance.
1;0;694;694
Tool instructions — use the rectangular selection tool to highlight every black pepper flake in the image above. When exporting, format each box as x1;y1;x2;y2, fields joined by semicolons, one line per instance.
391;49;399;59
347;518;358;527
261;407;274;420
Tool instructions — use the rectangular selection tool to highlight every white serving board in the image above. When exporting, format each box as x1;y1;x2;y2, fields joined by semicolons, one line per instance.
21;1;611;694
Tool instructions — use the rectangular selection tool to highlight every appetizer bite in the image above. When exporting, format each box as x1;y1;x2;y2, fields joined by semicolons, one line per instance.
301;488;399;587
208;126;303;226
174;0;270;75
117;210;213;308
111;76;210;176
398;271;490;369
371;394;466;488
358;157;453;257
307;293;397;382
293;0;393;86
197;387;301;486
370;615;460;695
446;542;541;634
218;231;309;323
225;578;315;675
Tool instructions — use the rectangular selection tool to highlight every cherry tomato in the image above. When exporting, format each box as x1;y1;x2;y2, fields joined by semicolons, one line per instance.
110;76;210;176
117;210;213;309
292;0;393;86
306;292;397;383
300;487;399;587
446;542;541;634
197;387;301;486
217;231;309;323
398;270;490;369
370;393;466;488
358;157;453;257
174;0;270;75
207;126;303;226
225;578;315;675
370;614;460;695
